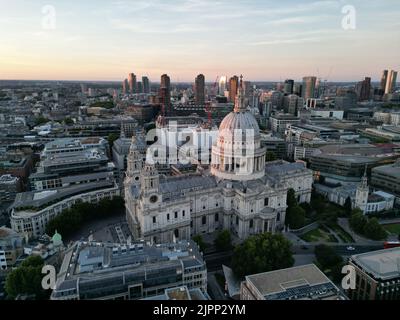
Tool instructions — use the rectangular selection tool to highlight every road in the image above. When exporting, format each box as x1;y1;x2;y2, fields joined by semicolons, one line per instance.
204;244;384;272
291;244;383;255
204;251;233;272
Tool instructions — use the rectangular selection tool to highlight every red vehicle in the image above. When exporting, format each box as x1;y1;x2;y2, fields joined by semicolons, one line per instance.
383;241;400;249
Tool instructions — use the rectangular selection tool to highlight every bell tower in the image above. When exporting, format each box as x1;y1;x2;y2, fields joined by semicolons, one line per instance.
355;166;369;213
140;162;160;196
125;135;143;185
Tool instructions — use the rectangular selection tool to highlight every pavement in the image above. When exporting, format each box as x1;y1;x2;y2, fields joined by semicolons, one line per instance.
337;218;386;245
379;218;400;225
207;272;228;300
66;213;132;243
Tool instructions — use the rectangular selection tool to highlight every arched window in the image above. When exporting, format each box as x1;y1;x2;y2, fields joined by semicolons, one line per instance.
277;212;281;222
174;229;179;238
202;216;206;225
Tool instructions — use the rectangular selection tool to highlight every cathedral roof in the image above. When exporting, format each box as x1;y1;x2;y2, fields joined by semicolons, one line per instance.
219;111;260;137
159;175;217;195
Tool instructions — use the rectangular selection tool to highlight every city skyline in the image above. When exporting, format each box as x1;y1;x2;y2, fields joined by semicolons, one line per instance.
1;0;399;82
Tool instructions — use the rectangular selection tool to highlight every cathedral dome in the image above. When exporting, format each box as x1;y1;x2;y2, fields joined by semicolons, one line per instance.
211;75;266;181
219;110;260;137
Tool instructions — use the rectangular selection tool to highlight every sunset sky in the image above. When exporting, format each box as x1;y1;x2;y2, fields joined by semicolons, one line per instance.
0;0;399;82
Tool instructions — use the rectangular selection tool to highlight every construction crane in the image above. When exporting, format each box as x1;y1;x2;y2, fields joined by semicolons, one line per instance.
203;76;219;126
213;76;219;96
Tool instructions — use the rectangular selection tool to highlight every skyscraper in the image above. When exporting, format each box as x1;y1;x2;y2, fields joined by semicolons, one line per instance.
195;74;205;105
142;76;150;94
137;81;143;94
128;73;137;94
243;81;252;98
283;79;294;95
229;75;239;103
160;74;171;114
122;79;129;95
380;70;388;92
293;83;302;97
355;77;371;101
385;70;398;94
302;76;317;100
219;76;227;96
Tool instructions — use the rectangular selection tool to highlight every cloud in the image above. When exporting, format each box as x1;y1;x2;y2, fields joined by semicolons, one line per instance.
109;18;209;34
249;37;321;46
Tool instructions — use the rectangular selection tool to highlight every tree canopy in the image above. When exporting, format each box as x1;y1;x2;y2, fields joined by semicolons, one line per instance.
363;218;387;240
46;196;124;239
192;234;206;252
107;133;120;149
349;209;386;240
349;209;367;234
214;229;232;252
5;256;50;300
285;188;306;229
314;244;344;283
344;197;352;216
231;233;294;278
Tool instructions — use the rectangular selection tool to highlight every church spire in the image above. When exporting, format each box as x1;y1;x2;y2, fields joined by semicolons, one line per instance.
360;165;368;189
234;75;246;113
120;121;126;138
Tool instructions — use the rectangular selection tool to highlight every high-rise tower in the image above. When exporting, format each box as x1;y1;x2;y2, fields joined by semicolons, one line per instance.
128;73;137;94
302;76;317;100
229;75;239;103
195;74;205;105
142;76;150;94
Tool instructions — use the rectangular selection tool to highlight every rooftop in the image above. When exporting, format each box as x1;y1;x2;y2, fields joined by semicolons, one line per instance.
0;174;19;184
0;226;19;238
372;162;400;179
265;160;310;177
52;240;205;298
245;264;342;300
41;148;109;167
12;180;116;214
351;247;400;281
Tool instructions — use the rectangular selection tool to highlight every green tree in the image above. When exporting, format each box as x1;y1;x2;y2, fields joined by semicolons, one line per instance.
214;229;232;252
90;101;114;109
349;209;367;234
285;205;306;229
314;244;343;270
320;211;338;228
107;133;119;149
344;197;352;216
5;256;50;300
265;151;277;162
45;196;124;238
63;117;74;125
286;188;298;208
310;191;326;214
231;233;294;278
192;235;206;252
330;262;346;284
363;218;386;240
34;116;50;126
